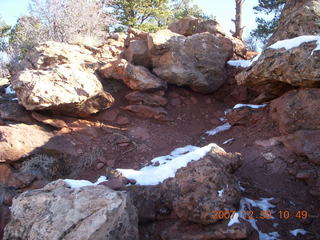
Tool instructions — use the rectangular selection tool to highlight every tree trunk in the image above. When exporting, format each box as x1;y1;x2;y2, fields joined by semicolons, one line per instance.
233;0;244;40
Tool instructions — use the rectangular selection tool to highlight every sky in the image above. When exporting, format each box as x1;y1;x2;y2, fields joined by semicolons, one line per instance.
0;0;260;38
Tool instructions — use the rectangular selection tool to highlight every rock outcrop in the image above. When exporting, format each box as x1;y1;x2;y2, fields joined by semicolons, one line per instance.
270;88;320;197
126;145;242;225
235;0;320;93
4;180;139;240
99;59;167;91
13;64;114;117
267;0;320;46
148;31;233;93
236;37;320;90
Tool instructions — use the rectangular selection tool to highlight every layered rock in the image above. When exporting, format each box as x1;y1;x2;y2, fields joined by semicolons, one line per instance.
99;59;167;91
148;31;233;93
267;0;320;46
13;64;114;117
4;180;139;240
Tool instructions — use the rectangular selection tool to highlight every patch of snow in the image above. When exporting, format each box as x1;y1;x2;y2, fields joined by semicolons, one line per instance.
227;59;253;68
234;197;278;240
227;54;261;68
217;189;224;197
233;103;266;110
219;116;227;122
268;35;320;52
289;229;308;237
64;176;107;189
4;85;15;95
228;212;240;226
273;223;279;228
223;138;234;145
10;98;18;101
241;197;275;212
224;109;232;115
117;143;225;186
206;123;231;136
238;181;245;192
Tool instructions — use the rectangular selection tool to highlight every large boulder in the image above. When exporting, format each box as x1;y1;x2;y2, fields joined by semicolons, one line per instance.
148;30;233;93
236;37;320;90
270;89;320;134
127;145;242;224
168;16;226;37
13;41;124;74
0;123;53;162
12;64;114;117
4;180;139;240
99;59;167;91
267;0;320;46
236;0;320;91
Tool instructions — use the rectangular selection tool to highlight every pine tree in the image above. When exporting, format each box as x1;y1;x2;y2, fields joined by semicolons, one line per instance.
111;0;172;32
0;17;11;52
251;0;286;44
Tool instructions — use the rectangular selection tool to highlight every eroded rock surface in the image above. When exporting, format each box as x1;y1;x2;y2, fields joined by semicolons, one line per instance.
4;180;139;240
13;64;114;117
127;145;242;225
149;31;233;93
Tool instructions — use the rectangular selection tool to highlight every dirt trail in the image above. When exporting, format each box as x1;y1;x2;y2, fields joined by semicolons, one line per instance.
75;80;320;239
1;78;319;239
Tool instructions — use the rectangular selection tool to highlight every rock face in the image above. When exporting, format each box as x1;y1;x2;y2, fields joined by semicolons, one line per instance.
13;41;124;74
281;130;320;165
236;0;320;92
0;124;53;162
148;31;233;93
4;180;139;240
168;16;226;37
12;41;116;117
236;38;320;90
125;39;151;68
267;0;320;46
99;59;167;91
13;64;114;117
270;89;320;134
270;89;320;197
127;145;242;225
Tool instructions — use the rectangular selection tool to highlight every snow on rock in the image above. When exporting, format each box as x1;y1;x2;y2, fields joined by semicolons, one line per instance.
228;212;240;227
64;176;107;188
233;103;266;110
268;35;320;51
289;229;308;237
227;54;260;68
4;85;16;95
206;122;231;136
217;189;224;197
227;59;253;68
223;138;234;145
117;143;224;186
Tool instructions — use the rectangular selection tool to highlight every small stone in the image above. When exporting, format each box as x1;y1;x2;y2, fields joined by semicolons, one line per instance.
96;162;105;170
